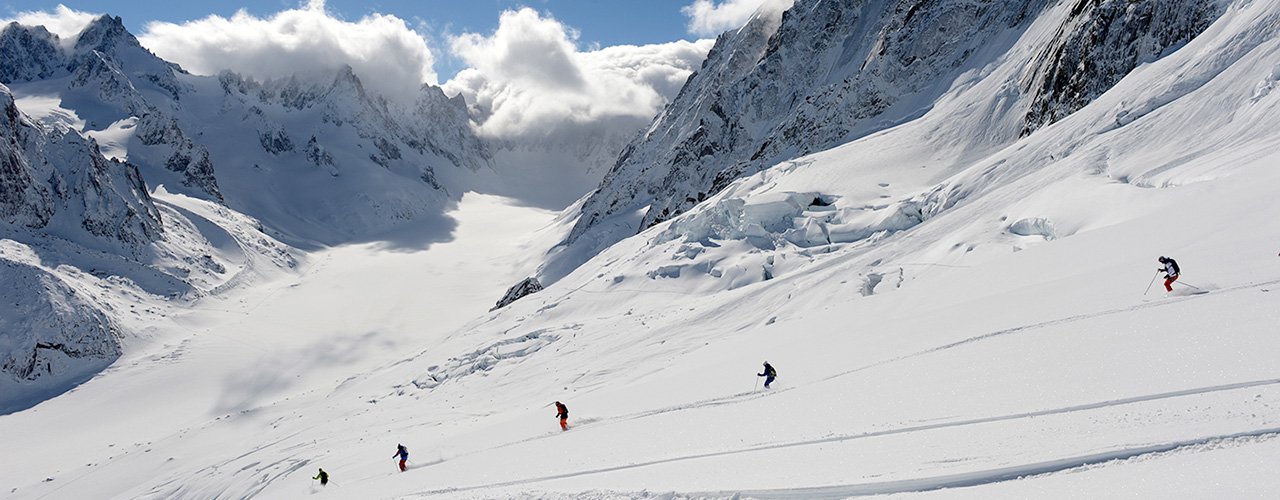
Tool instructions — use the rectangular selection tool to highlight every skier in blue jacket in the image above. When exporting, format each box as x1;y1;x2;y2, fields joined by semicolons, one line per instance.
758;362;777;389
393;444;408;472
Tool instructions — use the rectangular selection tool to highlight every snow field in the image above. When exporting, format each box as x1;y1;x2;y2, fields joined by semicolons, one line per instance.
4;1;1280;498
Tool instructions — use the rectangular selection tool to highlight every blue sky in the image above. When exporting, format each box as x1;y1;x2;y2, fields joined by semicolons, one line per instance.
0;1;704;78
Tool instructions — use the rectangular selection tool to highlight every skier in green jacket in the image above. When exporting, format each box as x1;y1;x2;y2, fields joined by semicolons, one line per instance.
313;468;329;486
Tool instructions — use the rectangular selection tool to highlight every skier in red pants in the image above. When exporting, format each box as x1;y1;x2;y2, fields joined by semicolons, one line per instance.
393;444;408;472
1158;256;1181;292
554;401;569;431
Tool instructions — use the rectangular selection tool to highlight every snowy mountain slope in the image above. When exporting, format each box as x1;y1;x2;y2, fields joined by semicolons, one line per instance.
0;254;118;412
0;79;303;412
1;14;493;246
1;81;156;406
165;68;488;245
283;0;1280;489
0;14;499;408
480;128;636;210
536;0;1226;290
2;0;1279;498
2;17;333;406
0;83;160;254
0;194;560;498
0;183;301;414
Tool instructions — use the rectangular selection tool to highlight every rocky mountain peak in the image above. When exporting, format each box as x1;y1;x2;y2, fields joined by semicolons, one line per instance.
72;15;133;54
0;23;66;83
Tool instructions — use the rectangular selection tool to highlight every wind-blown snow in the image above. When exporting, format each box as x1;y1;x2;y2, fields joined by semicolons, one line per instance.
682;0;795;36
0;4;99;49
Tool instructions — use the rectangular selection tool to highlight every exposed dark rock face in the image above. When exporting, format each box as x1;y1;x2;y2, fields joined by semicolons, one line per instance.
491;277;544;311
305;136;338;175
135;113;223;200
259;127;296;155
1020;0;1224;135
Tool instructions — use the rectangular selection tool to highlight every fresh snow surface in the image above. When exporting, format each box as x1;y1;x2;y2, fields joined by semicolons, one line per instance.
4;2;1280;500
0;193;559;498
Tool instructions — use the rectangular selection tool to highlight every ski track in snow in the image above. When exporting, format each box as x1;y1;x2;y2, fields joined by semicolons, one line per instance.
27;273;1275;500
690;429;1280;499
492;276;1276;441
405;378;1280;496
379;277;1280;496
813;277;1280;387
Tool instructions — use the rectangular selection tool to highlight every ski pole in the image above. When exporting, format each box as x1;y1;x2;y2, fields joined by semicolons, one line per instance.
754;377;760;391
1143;271;1160;295
1176;280;1203;290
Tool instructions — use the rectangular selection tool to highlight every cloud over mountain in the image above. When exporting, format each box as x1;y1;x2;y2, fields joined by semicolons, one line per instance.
135;0;437;99
5;3;715;149
1;4;100;48
443;8;713;143
681;0;794;36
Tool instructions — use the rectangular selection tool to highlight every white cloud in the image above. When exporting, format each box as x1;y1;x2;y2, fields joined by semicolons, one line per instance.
1;4;100;48
136;0;437;99
443;8;714;143
7;3;715;149
681;0;794;36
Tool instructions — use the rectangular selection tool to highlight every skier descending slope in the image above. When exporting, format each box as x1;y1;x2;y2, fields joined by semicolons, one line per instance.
393;444;409;472
758;362;777;389
554;401;569;431
1158;256;1182;292
313;468;329;486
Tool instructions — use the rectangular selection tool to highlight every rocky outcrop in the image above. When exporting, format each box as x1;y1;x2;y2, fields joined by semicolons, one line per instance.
1020;0;1223;134
0;259;119;387
135;112;223;200
491;277;543;311
400;85;491;173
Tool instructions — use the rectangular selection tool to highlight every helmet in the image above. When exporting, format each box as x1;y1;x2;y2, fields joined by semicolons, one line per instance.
1158;256;1167;262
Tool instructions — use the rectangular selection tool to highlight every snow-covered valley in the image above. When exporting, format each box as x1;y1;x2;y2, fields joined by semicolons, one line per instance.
4;158;1279;498
4;0;1280;498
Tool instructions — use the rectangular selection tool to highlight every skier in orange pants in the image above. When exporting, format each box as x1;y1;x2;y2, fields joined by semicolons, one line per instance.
555;401;569;431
